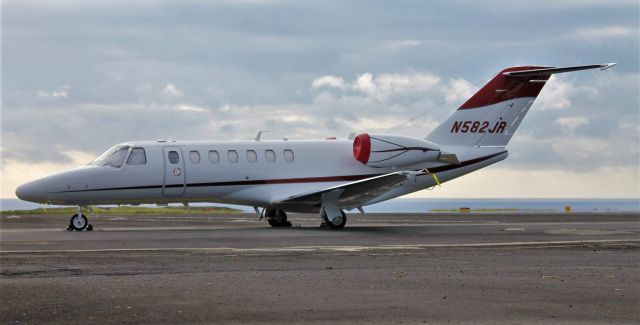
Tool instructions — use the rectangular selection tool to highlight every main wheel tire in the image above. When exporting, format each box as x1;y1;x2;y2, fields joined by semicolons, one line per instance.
268;219;292;227
322;210;347;229
69;214;88;231
266;209;291;228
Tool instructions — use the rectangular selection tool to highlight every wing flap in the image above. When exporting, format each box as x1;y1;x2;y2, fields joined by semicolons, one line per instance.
273;171;421;210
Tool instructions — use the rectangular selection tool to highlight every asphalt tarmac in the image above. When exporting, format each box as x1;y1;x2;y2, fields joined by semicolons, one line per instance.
1;212;639;324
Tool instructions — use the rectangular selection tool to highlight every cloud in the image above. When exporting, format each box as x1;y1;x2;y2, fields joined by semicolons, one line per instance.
314;72;442;102
535;76;598;110
573;26;638;40
162;84;184;97
367;73;441;100
555;116;589;131
352;73;377;97
550;136;615;161
336;116;407;131
1;150;96;199
280;114;316;124
175;104;207;112
218;103;252;112
1;71;637;199
311;76;346;90
444;78;477;104
382;39;422;51
404;166;639;199
37;85;70;99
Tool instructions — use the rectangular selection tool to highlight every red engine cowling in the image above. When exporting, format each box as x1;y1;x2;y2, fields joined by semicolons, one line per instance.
353;133;441;168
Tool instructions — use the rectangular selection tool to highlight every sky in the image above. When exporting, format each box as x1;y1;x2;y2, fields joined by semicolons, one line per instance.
1;0;639;199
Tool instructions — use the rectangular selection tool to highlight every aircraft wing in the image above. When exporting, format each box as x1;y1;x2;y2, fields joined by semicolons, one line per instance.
272;171;422;211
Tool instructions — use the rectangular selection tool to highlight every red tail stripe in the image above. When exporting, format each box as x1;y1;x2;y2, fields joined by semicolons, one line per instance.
459;66;551;110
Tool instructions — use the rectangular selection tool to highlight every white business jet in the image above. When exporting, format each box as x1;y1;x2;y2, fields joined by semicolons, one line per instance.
16;63;615;230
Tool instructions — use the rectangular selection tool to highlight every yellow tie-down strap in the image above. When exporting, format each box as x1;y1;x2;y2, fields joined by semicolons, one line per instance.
422;168;441;187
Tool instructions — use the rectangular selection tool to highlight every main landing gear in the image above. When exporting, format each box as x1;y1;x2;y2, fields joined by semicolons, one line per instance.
319;189;347;229
263;206;347;229
321;208;347;229
67;206;93;231
265;208;292;228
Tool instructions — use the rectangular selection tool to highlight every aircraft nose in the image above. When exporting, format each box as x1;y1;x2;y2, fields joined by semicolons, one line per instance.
15;181;44;203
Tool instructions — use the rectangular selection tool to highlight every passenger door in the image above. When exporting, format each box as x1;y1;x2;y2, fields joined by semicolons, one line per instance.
162;147;186;197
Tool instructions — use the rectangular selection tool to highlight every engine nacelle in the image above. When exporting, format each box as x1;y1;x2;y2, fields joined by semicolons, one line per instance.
352;133;441;168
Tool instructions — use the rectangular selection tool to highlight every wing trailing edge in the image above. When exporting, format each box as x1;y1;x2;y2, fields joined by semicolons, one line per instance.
273;171;422;211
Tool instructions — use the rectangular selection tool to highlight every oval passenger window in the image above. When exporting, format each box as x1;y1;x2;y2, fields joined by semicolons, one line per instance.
168;151;179;164
283;149;294;162
189;151;201;164
265;150;276;163
246;150;257;163
208;150;220;164
227;150;239;163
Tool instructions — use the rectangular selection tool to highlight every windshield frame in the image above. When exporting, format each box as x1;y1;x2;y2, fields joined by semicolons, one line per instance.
90;145;131;168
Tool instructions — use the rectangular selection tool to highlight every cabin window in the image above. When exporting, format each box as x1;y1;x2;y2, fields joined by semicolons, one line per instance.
208;150;220;164
265;150;276;163
246;150;257;163
283;149;294;162
91;145;130;168
189;150;201;164
168;151;179;164
126;148;147;165
227;150;239;163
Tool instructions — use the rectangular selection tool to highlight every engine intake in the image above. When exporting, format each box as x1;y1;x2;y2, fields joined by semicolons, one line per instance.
353;133;441;168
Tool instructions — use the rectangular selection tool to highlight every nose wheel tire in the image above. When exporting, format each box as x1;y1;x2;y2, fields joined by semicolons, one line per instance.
69;214;88;231
266;209;292;228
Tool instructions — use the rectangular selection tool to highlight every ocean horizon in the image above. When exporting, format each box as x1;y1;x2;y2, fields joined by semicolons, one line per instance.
1;198;638;213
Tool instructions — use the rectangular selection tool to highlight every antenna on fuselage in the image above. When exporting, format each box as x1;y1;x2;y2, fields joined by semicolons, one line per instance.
255;130;270;141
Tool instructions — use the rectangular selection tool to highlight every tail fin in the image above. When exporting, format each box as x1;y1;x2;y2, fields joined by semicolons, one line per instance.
426;63;616;147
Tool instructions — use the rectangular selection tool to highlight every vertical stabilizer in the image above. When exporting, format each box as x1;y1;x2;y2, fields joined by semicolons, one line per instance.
426;63;615;147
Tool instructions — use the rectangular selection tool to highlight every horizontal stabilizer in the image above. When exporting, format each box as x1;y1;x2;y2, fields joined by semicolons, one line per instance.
503;63;616;77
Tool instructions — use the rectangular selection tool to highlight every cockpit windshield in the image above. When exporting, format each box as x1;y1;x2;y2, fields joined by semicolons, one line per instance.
91;145;130;168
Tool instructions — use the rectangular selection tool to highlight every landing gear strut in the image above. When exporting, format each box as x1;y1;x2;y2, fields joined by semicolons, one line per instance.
67;206;93;231
319;189;347;229
266;208;292;228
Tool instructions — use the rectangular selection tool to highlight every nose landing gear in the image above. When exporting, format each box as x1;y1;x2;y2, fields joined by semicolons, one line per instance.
67;206;93;231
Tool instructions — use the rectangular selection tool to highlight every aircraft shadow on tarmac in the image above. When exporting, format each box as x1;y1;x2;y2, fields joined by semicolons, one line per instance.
283;224;411;234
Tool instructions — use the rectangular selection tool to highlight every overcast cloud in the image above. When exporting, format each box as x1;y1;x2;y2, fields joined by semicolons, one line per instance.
1;0;638;198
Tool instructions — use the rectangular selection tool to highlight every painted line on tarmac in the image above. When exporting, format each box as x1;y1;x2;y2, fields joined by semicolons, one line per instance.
0;225;261;233
1;239;638;254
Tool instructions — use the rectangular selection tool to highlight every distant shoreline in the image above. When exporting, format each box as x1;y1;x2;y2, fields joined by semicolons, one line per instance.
2;198;638;214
